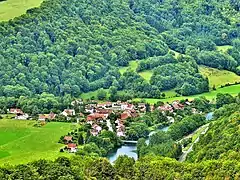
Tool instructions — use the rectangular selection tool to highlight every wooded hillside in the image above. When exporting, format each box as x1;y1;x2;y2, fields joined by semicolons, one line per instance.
0;0;240;98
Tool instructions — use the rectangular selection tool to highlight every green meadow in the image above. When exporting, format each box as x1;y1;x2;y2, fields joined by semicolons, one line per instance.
0;0;43;21
134;84;240;104
199;66;240;88
0;118;74;165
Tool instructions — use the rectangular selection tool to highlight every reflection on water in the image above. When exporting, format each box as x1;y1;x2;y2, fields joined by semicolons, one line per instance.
107;126;169;163
206;112;214;120
107;145;137;163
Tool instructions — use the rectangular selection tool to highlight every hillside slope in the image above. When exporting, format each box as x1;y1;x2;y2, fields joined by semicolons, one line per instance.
187;103;240;162
0;0;240;99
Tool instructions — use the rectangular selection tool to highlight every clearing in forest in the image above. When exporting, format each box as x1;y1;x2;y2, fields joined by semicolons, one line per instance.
199;66;240;88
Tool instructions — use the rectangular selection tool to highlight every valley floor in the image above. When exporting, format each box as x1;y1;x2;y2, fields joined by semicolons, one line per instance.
0;117;73;165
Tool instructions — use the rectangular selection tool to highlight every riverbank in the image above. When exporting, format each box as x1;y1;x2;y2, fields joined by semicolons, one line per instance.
107;125;169;163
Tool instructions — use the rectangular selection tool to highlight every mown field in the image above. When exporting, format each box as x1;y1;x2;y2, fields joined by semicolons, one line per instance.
134;84;240;104
199;66;240;88
0;117;73;165
0;0;43;21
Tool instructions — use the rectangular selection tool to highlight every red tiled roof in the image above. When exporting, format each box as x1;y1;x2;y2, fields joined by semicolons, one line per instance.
68;143;77;148
48;112;56;119
64;109;74;115
87;113;105;121
121;113;131;120
96;108;113;114
10;108;23;114
39;114;47;120
64;136;72;141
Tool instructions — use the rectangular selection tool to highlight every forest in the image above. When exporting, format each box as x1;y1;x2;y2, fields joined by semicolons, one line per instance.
0;0;240;100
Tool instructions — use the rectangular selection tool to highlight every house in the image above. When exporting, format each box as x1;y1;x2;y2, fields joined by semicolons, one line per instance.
167;116;175;123
62;109;75;116
9;108;23;115
97;102;112;108
95;108;113;118
15;113;29;120
117;128;125;137
71;99;83;106
67;143;77;153
39;114;48;121
138;103;146;112
120;112;132;120
87;113;106;124
158;104;173;113
172;101;184;110
38;112;56;121
116;124;125;137
91;124;102;136
111;102;122;110
150;105;155;112
120;102;134;110
64;136;72;144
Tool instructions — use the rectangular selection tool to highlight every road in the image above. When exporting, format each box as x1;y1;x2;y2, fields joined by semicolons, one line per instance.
178;124;209;162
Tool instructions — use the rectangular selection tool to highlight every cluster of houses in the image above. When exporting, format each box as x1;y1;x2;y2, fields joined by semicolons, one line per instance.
83;100;199;137
8;108;77;122
62;136;78;153
8;100;197;139
84;101;146;137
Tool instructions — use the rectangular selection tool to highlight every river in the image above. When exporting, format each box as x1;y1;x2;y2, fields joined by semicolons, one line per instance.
108;112;214;163
107;126;169;163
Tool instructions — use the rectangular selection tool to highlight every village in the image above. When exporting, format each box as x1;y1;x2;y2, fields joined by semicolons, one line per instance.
8;99;201;153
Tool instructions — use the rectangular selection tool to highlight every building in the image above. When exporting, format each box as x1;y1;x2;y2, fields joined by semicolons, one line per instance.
172;101;184;110
9;108;23;115
158;104;173;113
91;124;102;136
62;109;76;116
86;113;106;125
64;136;72;144
15;113;29;120
38;112;56;121
67;143;77;153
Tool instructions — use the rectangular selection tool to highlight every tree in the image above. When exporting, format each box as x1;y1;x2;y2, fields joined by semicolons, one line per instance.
97;88;107;100
216;93;235;108
78;133;84;145
114;155;135;178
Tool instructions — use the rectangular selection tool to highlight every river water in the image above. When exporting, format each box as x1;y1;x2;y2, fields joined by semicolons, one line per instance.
107;126;169;163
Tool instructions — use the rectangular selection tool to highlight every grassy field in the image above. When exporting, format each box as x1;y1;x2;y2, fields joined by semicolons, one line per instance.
119;61;138;74
134;84;240;104
216;45;233;53
199;66;240;88
119;60;154;82
0;0;43;21
80;89;110;100
0;118;74;165
139;70;153;82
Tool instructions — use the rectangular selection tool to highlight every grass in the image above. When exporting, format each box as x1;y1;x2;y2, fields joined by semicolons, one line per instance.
119;61;154;82
0;0;43;22
134;84;240;104
169;49;182;58
80;89;109;100
139;70;153;82
199;66;240;88
0;119;74;165
119;61;139;75
216;45;233;53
